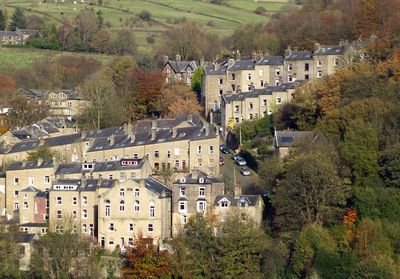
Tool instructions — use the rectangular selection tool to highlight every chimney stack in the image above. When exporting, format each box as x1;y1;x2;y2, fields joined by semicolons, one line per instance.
314;42;321;52
109;134;115;146
163;55;169;65
204;124;210;136
284;45;292;57
81;130;87;140
81;174;87;186
37;157;43;166
234;183;241;199
200;57;204;67
151;129;156;141
172;127;177;138
186;114;193;123
176;54;181;61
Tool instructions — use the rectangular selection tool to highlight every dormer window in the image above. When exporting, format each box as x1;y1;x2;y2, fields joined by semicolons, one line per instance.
199;177;204;184
82;163;94;170
180;177;186;183
221;201;229;208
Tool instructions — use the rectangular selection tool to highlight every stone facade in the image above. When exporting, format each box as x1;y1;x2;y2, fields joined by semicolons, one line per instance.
98;179;171;250
0;30;38;45
18;89;89;120
221;83;298;137
171;171;224;235
162;57;200;85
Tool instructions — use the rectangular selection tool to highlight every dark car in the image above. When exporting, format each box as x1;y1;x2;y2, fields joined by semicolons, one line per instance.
221;146;230;154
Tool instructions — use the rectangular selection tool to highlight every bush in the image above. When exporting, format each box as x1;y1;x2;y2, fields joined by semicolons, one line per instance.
146;36;155;44
257;143;269;155
207;20;215;27
255;6;267;15
139;10;152;21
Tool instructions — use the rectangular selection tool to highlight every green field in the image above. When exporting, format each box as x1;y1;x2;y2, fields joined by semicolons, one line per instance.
0;0;290;63
0;47;117;68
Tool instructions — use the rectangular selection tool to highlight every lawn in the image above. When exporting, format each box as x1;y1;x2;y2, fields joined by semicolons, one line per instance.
0;47;117;68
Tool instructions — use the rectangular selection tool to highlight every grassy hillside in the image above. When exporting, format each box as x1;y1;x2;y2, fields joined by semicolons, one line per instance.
0;47;117;68
0;0;291;65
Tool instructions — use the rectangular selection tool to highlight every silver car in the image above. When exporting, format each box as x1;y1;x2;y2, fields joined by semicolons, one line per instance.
240;167;251;176
236;157;247;166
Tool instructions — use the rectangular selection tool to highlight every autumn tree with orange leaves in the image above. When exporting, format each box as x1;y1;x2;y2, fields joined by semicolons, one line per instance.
120;235;172;279
157;81;203;118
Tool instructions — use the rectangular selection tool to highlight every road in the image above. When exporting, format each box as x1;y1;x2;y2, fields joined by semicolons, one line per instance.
219;151;262;195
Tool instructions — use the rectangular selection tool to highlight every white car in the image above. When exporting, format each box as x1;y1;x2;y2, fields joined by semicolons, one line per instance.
240;167;251;176
236;157;246;166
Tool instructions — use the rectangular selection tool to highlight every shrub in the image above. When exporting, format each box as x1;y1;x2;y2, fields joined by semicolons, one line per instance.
255;6;267;15
139;10;152;21
146;36;155;44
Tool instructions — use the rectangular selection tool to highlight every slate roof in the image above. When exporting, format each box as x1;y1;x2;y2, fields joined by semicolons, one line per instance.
89;120;217;153
7;160;55;171
19;89;82;100
53;178;116;191
83;126;125;140
0;172;5;178
204;64;228;75
7;140;40;153
314;45;345;56
44;133;81;147
256;56;284;65
223;82;300;103
274;130;314;147
20;186;41;192
173;171;223;185
228;60;256;71
0;30;21;36
15;233;38;243
165;61;199;73
285;51;313;61
35;192;49;198
214;195;260;206
134;177;172;197
56;158;146;175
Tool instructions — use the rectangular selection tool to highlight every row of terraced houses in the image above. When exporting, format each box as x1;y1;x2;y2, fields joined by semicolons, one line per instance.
0;115;263;258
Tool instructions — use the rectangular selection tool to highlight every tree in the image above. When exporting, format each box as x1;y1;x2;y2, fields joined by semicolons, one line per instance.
90;28;111;53
32;220;92;279
7;95;47;128
0;224;24;278
216;212;266;278
162;22;219;60
379;145;400;188
0;10;6;30
57;19;74;50
109;30;136;55
272;152;346;232
121;69;164;120
191;67;203;96
9;7;26;31
339;119;379;186
75;8;99;50
78;71;121;130
120;235;172;279
157;82;202;117
27;146;56;161
112;56;135;85
0;73;16;101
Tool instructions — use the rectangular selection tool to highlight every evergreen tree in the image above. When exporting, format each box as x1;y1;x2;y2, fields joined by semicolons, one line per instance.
0;10;6;30
9;7;26;31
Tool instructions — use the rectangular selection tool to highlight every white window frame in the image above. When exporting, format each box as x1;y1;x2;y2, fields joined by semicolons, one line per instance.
197;201;207;213
82;209;87;219
199;187;205;197
317;60;322;67
180;187;186;197
44;176;50;184
179;201;187;213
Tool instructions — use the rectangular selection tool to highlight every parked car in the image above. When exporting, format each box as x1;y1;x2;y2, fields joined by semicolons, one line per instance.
219;144;226;151
221;146;230;154
219;156;224;166
232;153;240;161
240;167;251;176
236;157;247;166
